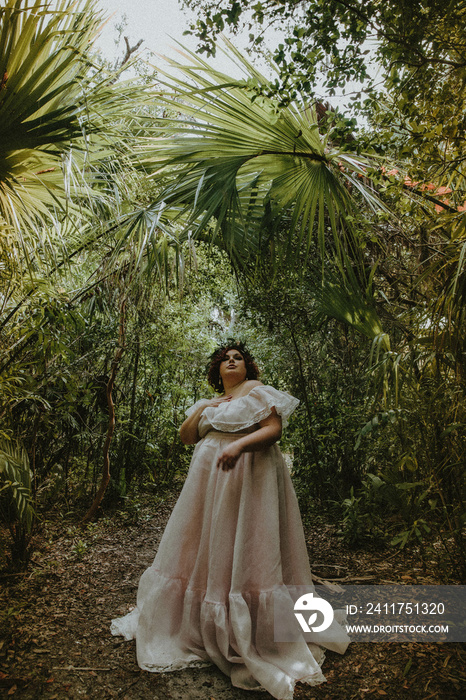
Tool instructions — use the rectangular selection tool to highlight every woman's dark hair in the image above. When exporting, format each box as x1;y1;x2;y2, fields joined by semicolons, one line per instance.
207;340;259;393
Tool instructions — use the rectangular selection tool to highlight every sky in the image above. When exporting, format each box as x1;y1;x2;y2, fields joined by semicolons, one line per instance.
96;0;198;60
93;0;367;112
94;0;261;77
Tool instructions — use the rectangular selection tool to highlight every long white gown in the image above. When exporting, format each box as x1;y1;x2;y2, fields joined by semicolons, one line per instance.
111;385;349;699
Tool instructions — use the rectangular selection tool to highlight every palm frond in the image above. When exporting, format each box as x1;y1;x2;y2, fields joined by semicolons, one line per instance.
0;0;154;273
311;254;388;344
139;37;385;270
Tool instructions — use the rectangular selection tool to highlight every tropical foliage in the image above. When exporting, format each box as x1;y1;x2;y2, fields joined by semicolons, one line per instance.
0;0;174;564
0;0;464;582
144;41;382;272
1;0;116;267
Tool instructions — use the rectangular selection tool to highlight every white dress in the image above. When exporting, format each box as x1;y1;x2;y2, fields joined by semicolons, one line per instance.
111;385;349;700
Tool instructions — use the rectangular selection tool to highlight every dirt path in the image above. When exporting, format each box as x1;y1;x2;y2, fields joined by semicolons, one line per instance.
1;494;464;699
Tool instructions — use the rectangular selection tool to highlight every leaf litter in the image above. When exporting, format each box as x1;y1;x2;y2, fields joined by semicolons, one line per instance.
0;494;464;699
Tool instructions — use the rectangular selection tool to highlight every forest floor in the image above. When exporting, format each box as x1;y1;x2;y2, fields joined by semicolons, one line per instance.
0;491;464;700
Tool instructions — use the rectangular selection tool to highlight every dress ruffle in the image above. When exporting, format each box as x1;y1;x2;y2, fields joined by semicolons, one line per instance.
111;386;349;700
187;385;300;433
111;569;333;699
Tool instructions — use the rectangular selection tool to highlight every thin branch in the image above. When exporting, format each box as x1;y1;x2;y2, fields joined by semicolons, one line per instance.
121;37;143;67
81;298;126;525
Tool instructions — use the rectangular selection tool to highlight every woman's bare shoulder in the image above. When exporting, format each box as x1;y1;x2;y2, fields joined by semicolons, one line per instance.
244;380;264;394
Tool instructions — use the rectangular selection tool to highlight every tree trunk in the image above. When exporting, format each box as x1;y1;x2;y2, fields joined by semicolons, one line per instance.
288;324;320;466
123;333;140;484
81;300;126;525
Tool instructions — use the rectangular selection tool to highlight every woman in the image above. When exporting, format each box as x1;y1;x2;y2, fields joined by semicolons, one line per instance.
111;341;349;699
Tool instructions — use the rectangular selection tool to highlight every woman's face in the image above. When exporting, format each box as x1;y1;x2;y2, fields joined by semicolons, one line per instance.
219;348;247;385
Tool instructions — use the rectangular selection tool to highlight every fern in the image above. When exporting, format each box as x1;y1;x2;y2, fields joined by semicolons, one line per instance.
0;439;34;531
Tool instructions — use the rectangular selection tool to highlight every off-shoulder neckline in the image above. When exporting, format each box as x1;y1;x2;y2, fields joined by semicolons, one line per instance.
220;382;265;403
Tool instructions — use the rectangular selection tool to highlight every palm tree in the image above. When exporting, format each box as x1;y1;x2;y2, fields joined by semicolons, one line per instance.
0;0;154;277
141;42;381;256
136;39;388;342
0;0;179;538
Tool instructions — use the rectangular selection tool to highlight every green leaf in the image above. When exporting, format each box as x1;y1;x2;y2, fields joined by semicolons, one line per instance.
0;438;34;531
138;37;386;274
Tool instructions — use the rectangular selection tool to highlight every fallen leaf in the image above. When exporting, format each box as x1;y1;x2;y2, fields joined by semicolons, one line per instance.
7;685;17;696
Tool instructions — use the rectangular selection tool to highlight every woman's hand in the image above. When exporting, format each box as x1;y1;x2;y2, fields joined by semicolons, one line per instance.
216;410;282;469
180;395;233;445
217;441;243;471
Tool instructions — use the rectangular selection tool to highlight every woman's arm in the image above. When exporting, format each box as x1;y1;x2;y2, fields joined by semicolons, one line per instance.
179;395;233;445
216;408;282;471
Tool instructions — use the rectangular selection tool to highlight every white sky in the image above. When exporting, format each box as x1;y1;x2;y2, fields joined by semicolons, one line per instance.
94;0;261;77
95;0;196;60
94;0;369;112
